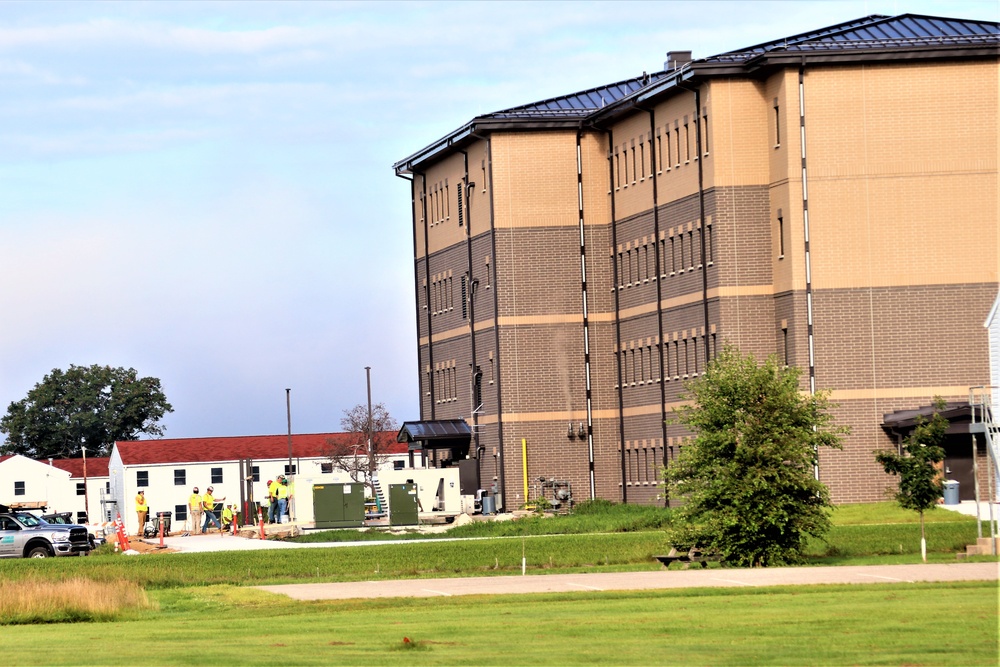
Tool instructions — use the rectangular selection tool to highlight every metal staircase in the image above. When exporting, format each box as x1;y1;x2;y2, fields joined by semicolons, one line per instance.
370;474;388;514
969;387;999;551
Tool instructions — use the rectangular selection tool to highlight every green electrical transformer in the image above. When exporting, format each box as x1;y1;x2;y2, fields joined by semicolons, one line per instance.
389;482;419;526
313;483;365;528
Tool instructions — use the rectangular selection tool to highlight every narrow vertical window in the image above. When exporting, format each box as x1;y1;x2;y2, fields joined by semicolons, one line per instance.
774;97;781;147
678;233;685;272
706;224;714;265
665;131;672;170
659;238;667;277
639;142;645;180
460;275;468;319
684;118;691;162
694;228;702;268
782;326;790;366
457;187;464;227
614;151;621;189
674;126;681;166
656;133;663;173
445;183;450;219
484;256;491;289
631;145;637;184
670;236;676;274
688;230;695;269
702;108;710;154
777;209;785;258
663;341;670;379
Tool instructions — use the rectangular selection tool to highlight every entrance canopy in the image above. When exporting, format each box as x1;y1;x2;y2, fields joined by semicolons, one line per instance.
882;402;982;435
396;419;473;459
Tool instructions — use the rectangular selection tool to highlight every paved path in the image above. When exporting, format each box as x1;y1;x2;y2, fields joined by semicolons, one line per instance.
257;562;998;600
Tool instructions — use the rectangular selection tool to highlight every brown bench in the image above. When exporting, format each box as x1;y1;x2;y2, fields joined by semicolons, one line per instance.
654;546;719;568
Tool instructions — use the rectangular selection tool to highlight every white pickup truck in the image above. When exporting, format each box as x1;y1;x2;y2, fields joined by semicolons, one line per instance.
0;511;92;558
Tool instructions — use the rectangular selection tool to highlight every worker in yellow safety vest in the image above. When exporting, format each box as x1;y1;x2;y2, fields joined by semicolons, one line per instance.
188;487;202;534
201;486;226;534
275;479;290;524
221;504;236;531
267;478;280;523
135;489;148;537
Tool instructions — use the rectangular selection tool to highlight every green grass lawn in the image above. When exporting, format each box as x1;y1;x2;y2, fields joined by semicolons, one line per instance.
1;501;995;666
3;581;995;666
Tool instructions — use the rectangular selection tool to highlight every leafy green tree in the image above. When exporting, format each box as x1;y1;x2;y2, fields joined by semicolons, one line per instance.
664;345;845;567
875;398;948;562
0;365;173;459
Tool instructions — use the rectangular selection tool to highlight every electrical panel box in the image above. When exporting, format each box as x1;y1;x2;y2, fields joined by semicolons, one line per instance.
313;483;364;528
388;483;419;526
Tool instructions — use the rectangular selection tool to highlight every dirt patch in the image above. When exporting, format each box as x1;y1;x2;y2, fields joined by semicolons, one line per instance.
122;538;177;554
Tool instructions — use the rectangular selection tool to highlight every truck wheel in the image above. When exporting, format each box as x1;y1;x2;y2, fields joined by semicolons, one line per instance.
28;546;51;558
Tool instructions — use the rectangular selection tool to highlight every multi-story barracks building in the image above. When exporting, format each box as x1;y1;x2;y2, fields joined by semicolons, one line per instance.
393;14;999;509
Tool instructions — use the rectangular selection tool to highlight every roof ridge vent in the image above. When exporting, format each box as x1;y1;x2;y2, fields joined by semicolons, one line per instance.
664;50;692;71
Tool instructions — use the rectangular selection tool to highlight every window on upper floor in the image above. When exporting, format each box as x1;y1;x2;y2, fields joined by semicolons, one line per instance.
137;471;149;488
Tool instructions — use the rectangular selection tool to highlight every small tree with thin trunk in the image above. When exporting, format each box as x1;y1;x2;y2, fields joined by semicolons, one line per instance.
664;345;845;567
875;398;948;562
324;403;398;497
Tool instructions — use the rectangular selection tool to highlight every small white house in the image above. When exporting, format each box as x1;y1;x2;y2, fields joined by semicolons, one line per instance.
109;432;407;535
0;454;74;512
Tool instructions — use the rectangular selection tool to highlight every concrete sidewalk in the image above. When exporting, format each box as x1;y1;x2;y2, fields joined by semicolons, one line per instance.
257;562;998;601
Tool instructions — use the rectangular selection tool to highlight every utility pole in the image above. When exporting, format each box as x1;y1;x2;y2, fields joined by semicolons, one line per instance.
81;444;90;521
285;388;293;475
365;367;373;482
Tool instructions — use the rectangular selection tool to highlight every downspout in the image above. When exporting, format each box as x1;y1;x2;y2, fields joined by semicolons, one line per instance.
475;132;507;511
799;62;820;481
638;104;670;505
607;128;627;503
676;82;711;369
420;174;435;419
458;149;481;474
576;130;596;500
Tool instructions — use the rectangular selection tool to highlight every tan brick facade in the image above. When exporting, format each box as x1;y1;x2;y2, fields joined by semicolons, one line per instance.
398;17;999;508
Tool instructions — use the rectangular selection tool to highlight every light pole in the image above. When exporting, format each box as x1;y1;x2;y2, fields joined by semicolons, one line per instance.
81;444;90;521
285;388;293;475
365;367;373;480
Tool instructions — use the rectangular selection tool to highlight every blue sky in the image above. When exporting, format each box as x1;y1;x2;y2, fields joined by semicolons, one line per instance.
1;0;995;441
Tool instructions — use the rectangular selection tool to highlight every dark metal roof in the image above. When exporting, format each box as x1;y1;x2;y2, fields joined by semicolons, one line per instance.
396;419;473;443
394;13;999;174
490;72;671;120
705;14;998;64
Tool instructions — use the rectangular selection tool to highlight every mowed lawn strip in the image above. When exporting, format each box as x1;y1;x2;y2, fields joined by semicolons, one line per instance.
2;581;995;666
0;519;992;589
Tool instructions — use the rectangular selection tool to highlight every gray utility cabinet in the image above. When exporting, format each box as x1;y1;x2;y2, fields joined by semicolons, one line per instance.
389;483;419;526
313;483;365;528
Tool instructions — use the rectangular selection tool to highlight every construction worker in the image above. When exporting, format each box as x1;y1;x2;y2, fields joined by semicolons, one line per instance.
188;487;202;535
201;486;226;534
135;489;148;537
267;478;280;523
221;503;236;531
275;478;290;523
